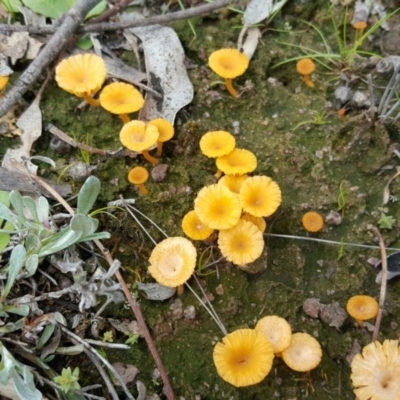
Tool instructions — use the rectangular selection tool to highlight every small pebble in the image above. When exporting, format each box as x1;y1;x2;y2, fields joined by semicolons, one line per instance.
151;163;169;182
183;305;196;320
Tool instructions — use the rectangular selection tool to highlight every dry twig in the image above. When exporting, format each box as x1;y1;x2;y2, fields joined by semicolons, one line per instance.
370;226;388;342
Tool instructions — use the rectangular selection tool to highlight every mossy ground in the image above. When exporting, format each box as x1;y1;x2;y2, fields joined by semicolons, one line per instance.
4;2;400;399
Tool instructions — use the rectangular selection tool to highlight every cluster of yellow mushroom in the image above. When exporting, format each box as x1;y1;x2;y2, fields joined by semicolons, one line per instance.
213;315;322;387
55;53;176;194
181;130;281;268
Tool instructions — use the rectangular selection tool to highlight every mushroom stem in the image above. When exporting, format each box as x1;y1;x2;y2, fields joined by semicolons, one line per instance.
83;93;101;107
0;76;9;91
177;284;184;296
119;114;131;124
302;75;314;88
155;141;163;157
214;169;223;179
225;78;239;98
355;319;364;327
142;150;159;165
137;183;149;195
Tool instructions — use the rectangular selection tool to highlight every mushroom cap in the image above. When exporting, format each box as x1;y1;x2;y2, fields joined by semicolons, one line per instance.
241;213;266;233
128;166;149;185
216;148;257;176
353;21;367;30
281;332;322;372
55;54;107;97
148;118;175;143
346;295;379;321
302;211;324;232
255;316;292;353
120;120;159;152
218;219;264;266
208;49;249;79
239;176;282;217
194;184;242;230
351;340;400;400
148;237;197;287
182;210;214;241
200;131;236;158
213;328;274;387
100;82;144;115
296;58;316;75
218;174;248;194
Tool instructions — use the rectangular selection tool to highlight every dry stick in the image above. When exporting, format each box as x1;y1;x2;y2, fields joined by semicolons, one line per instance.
88;0;133;24
0;0;234;35
0;0;101;118
370;226;388;342
27;172;176;400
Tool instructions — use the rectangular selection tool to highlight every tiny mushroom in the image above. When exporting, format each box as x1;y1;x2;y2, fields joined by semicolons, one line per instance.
208;49;249;98
352;21;367;43
148;237;197;287
200;131;236;158
346;295;379;326
281;332;322;372
296;58;316;88
100;82;144;124
128;166;149;195
218;219;265;266
55;54;107;106
119;120;160;165
0;64;13;96
302;211;324;233
255;316;292;354
148;118;175;157
182;210;214;241
216;148;257;178
213;329;274;387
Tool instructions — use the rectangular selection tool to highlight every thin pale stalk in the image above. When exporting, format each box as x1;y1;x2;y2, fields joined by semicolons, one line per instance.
370;227;387;342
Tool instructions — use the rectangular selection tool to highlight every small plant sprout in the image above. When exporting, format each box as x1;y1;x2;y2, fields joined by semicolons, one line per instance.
53;367;81;393
103;331;114;342
292;110;330;131
125;333;140;345
378;213;395;230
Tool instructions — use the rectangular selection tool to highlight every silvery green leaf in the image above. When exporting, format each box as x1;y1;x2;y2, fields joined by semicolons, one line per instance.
0;201;18;226
77;176;101;216
136;281;176;300
36;196;50;224
22;196;40;223
25;233;41;253
1;245;26;300
52;311;67;325
12;362;42;400
24;254;39;277
55;344;84;355
78;232;111;242
3;304;29;316
71;214;94;237
0;318;26;334
243;0;287;27
9;191;26;223
36;324;55;350
39;230;80;257
0;190;10;207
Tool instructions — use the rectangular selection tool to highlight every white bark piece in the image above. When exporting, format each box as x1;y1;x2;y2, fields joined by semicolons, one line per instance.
122;12;194;123
243;0;287;27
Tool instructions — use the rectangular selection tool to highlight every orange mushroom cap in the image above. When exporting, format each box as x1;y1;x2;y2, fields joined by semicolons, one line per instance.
302;211;324;232
200;131;236;158
296;58;316;75
346;295;379;324
119;120;159;152
100;82;144;115
55;54;107;97
148;118;174;143
216;148;257;176
208;49;249;79
128;166;149;185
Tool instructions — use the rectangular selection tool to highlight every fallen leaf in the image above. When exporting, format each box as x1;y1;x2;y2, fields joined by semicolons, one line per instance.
242;0;288;27
123;12;194;124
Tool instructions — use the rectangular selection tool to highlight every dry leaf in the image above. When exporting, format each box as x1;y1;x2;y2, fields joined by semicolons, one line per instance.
242;0;287;27
2;94;42;174
123;12;194;123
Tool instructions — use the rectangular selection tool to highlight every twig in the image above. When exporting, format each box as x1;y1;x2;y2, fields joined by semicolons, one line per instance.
28;171;176;400
0;0;102;118
46;123;139;158
88;0;132;24
0;0;234;35
85;339;130;349
370;226;387;342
